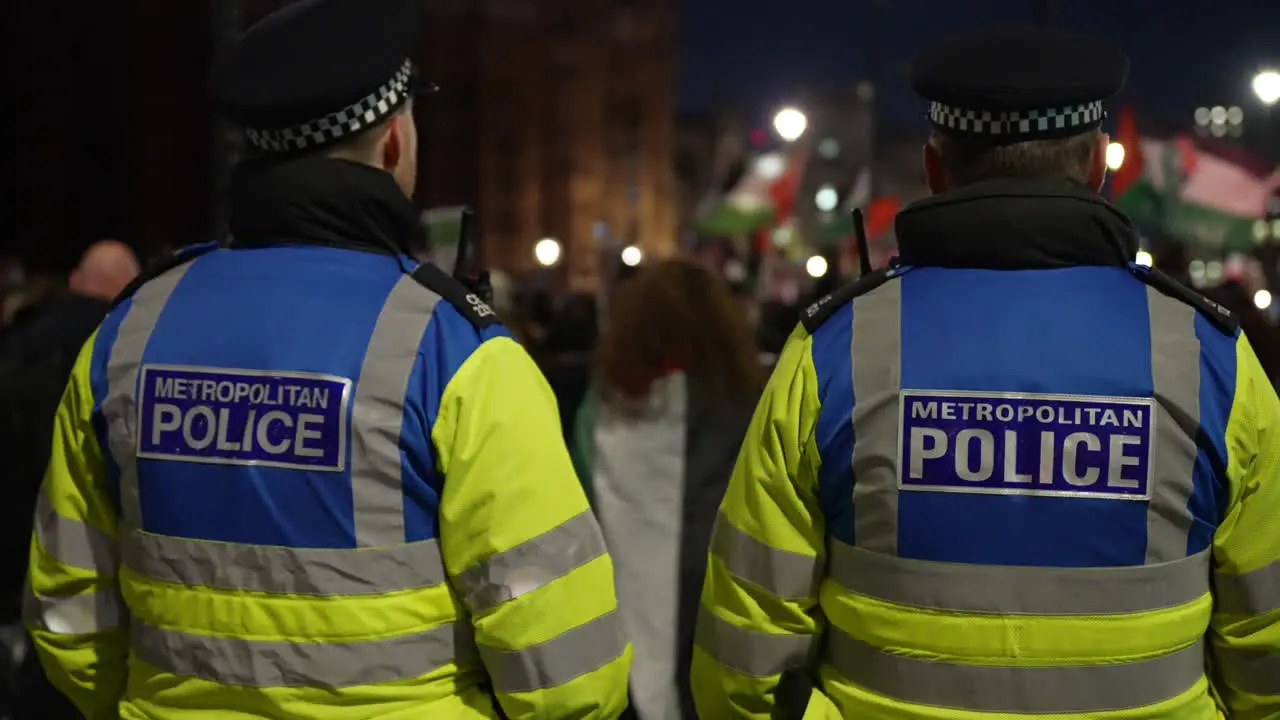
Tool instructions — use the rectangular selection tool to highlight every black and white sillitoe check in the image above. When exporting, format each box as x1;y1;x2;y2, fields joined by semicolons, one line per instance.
928;101;1105;138
243;59;414;153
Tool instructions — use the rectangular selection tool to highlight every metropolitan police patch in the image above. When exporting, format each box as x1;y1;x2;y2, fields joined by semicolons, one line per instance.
898;390;1154;500
137;365;351;472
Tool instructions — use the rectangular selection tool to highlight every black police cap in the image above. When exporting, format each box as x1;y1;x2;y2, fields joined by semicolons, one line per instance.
212;0;434;155
910;26;1129;142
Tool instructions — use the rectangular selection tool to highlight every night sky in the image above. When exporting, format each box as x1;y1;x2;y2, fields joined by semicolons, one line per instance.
680;0;1280;130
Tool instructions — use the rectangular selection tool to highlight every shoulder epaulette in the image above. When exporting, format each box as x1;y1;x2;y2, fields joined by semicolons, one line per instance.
410;262;501;329
800;267;895;333
1131;265;1238;336
111;242;220;309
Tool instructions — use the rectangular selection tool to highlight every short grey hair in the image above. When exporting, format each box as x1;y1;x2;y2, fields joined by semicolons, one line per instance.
929;129;1102;186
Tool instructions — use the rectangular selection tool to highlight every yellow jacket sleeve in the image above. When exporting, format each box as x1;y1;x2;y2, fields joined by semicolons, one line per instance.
1209;332;1280;719
434;336;632;720
24;330;128;720
692;325;826;719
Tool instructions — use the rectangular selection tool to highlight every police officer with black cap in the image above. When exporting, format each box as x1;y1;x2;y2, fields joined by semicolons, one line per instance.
692;26;1280;719
24;1;632;717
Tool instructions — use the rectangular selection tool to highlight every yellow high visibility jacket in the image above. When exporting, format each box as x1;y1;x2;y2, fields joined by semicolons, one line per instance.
25;244;631;719
692;261;1280;720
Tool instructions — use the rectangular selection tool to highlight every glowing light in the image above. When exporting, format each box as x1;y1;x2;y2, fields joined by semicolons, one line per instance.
772;107;808;142
755;153;785;180
1134;250;1153;267
1255;290;1273;310
1253;71;1280;106
806;255;829;278
620;245;643;267
534;238;561;267
815;185;839;212
1105;143;1126;171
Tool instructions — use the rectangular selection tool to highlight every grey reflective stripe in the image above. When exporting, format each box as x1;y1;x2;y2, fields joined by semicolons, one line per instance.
33;491;118;574
453;510;608;612
1145;288;1202;563
105;264;194;528
694;606;815;678
1215;645;1280;695
479;609;626;694
132;618;475;688
709;513;820;598
350;276;440;547
122;530;447;595
1215;559;1280;615
830;539;1210;614
827;629;1205;713
850;280;902;554
24;586;126;635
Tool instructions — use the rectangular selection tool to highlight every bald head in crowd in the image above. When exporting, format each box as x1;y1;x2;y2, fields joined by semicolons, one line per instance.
69;240;140;302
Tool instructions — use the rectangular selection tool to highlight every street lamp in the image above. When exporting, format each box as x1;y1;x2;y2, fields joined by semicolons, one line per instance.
620;245;643;267
805;255;829;278
1105;142;1126;171
534;238;561;267
1253;71;1280;106
773;107;808;142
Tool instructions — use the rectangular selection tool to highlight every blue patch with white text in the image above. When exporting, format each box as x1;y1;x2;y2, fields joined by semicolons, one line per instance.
899;390;1154;501
137;365;351;472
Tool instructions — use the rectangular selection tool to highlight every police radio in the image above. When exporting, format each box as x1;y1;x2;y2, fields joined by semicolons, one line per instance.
852;207;872;278
452;207;494;306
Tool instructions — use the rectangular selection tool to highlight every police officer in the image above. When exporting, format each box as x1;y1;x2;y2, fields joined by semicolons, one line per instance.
24;1;631;717
692;26;1280;720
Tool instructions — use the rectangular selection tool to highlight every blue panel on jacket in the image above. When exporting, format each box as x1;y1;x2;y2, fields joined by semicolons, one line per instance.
403;299;512;542
1187;314;1237;555
896;266;1154;567
810;303;856;545
135;246;402;548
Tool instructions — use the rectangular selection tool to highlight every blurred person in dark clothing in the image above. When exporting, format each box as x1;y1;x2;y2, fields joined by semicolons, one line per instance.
1208;280;1280;386
543;292;600;438
2;241;138;337
570;258;761;720
0;239;138;719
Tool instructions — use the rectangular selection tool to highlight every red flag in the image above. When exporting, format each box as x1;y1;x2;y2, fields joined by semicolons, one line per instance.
1110;106;1143;199
767;147;810;224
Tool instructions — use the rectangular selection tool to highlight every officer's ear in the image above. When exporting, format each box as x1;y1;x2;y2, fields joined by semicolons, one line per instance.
1087;131;1110;193
381;118;404;172
922;142;948;195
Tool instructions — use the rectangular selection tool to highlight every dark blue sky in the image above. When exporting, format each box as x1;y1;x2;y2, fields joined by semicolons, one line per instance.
680;0;1280;129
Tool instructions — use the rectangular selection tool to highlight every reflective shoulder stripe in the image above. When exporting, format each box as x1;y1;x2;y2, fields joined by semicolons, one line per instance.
827;629;1204;714
452;510;607;612
24;585;126;635
123;531;447;595
1213;645;1280;695
104;262;195;529
1145;285;1203;562
131;618;475;688
709;513;820;599
829;540;1210;614
693;607;815;678
34;491;118;574
350;275;440;547
478;609;626;694
1214;558;1280;615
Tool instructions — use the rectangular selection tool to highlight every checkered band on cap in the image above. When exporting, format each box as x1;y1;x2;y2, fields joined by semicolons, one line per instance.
928;100;1105;137
244;59;414;153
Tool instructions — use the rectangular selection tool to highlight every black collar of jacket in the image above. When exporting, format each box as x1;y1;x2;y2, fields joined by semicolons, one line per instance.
227;156;423;256
895;178;1141;269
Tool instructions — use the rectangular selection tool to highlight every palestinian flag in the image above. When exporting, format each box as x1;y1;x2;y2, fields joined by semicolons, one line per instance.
1111;107;1279;251
695;149;807;238
568;373;755;719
